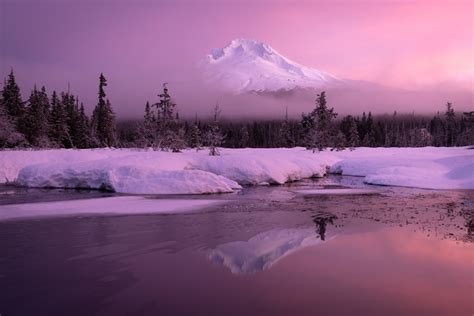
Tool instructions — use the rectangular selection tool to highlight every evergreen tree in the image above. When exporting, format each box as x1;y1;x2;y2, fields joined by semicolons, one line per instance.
304;91;342;152
0;94;26;148
189;115;202;151
457;111;474;146
75;103;92;148
136;101;156;148
2;70;25;121
340;115;359;149
444;102;456;146
49;91;69;147
92;73;116;147
430;112;445;146
278;107;294;147
152;83;185;151
206;104;224;156
63;92;78;147
23;86;51;146
240;125;250;148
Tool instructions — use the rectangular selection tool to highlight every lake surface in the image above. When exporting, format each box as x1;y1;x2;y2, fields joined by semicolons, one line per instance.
1;176;473;316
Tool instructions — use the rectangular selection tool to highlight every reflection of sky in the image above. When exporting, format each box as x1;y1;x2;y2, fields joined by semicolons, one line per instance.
1;1;472;117
205;227;472;315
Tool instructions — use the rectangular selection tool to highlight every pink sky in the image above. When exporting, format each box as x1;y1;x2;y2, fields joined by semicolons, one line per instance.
1;0;472;116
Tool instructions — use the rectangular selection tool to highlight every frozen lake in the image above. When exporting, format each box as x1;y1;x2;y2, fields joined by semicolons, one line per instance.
0;176;473;315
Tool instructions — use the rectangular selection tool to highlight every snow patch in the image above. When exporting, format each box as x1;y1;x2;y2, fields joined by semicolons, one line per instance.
0;196;224;221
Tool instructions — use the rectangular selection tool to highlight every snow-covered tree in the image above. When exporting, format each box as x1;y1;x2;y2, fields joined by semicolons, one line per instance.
304;91;343;152
188;117;202;151
0;96;26;148
206;104;224;156
151;83;185;151
136;101;156;148
347;116;359;150
457;111;474;146
340;115;359;150
409;127;432;147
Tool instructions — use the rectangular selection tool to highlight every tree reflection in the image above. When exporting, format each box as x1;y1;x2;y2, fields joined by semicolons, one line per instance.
312;213;338;241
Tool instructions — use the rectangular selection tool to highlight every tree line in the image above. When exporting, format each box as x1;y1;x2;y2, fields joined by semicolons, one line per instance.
1;70;473;154
1;71;116;149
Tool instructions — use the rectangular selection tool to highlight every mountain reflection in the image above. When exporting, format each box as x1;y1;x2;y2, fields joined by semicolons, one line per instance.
209;225;337;274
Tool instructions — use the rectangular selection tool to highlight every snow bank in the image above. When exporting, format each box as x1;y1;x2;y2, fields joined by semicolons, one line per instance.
0;196;224;221
329;147;473;189
0;148;331;194
192;148;332;185
0;147;472;193
17;162;240;194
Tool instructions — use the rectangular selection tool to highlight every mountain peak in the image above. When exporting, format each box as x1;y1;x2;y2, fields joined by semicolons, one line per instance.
203;39;345;93
210;38;275;61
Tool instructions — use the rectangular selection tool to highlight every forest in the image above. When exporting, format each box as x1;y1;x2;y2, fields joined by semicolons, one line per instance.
1;70;473;152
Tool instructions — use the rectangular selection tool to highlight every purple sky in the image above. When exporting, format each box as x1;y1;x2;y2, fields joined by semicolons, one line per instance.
1;0;472;118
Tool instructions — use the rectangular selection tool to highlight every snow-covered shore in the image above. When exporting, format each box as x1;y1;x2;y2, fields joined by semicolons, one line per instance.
0;147;472;194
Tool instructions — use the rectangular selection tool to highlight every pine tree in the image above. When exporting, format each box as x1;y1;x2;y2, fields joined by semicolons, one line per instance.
240;125;250;148
92;73;116;147
206;104;224;156
304;91;341;152
23;86;51;146
136;101;156;148
189;116;202;151
340;115;359;149
346;116;359;150
2;70;25;121
75;103;92;148
445;102;456;147
363;112;375;146
430;112;445;147
49;91;69;147
63;92;78;147
152;83;184;151
278;106;294;147
457;111;474;146
0;94;26;148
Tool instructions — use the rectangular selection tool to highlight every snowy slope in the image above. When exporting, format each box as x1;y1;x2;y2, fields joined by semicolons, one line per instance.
201;38;346;93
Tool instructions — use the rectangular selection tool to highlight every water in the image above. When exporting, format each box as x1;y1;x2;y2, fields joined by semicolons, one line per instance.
0;177;473;316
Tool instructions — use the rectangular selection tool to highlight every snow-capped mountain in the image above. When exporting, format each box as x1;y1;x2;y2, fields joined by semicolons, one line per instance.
201;38;347;93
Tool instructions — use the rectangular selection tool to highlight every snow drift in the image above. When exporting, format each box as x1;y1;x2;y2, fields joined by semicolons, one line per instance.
0;147;472;194
329;147;473;189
